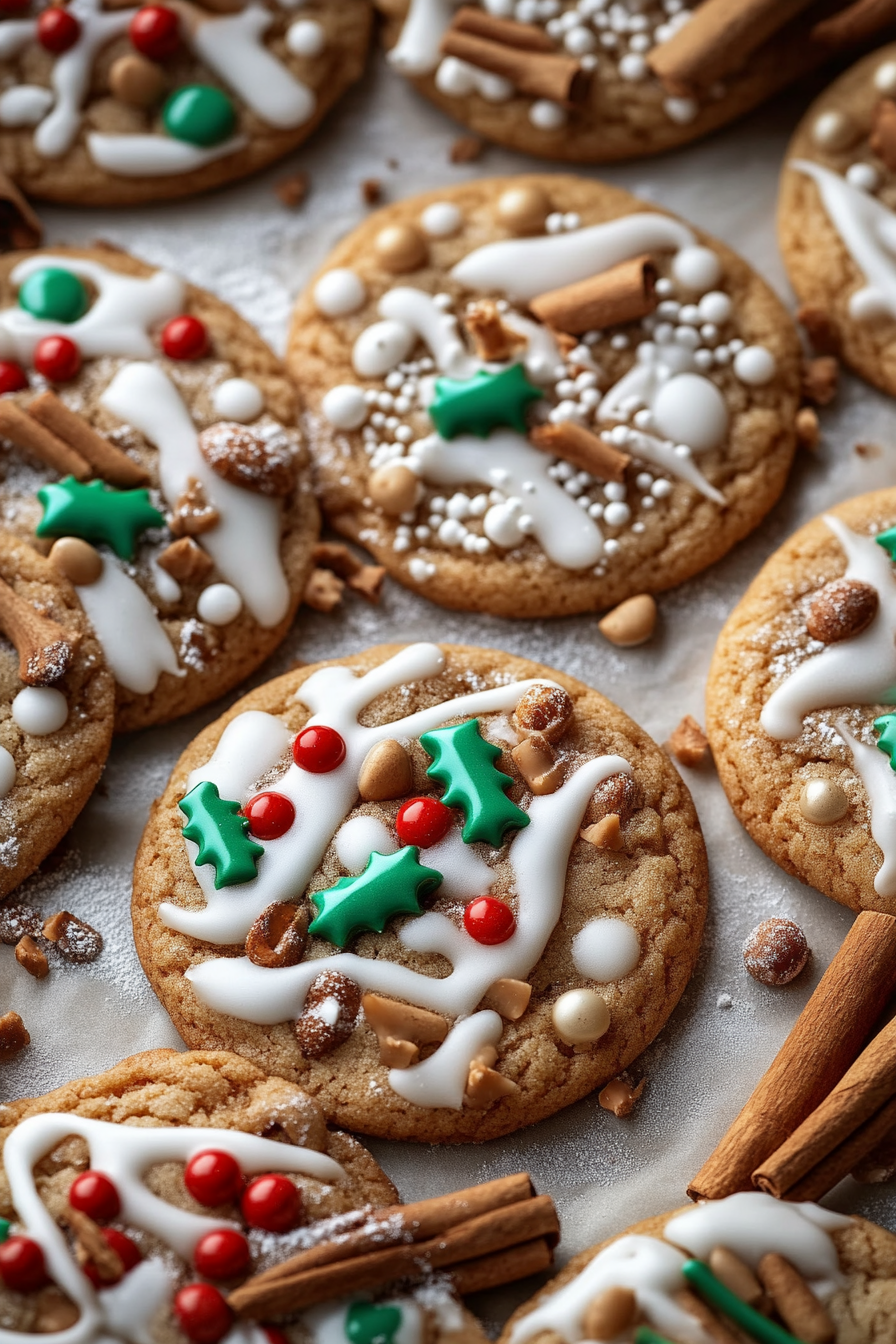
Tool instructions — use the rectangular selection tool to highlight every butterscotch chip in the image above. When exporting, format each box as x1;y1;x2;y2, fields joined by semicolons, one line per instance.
170;477;220;537
16;934;49;979
580;814;624;850
303;568;345;612
347;565;387;603
48;537;103;587
358;738;413;800
312;541;363;578
511;732;563;795
743;917;810;986
482;978;532;1021
0;1009;30;1058
108;53;166;107
795;406;820;451
598;1076;644;1117
42;910;103;963
667;715;710;768
157;537;214;585
465;1060;519;1108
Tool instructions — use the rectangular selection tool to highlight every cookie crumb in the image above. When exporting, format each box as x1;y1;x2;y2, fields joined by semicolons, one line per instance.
598;1075;644;1117
717;993;733;1009
795;406;820;451
743;917;810;986
42;910;103;963
275;172;310;208
361;178;382;205
801;356;838;406
0;1010;29;1058
667;714;710;767
303;568;344;613
15;934;49;979
796;303;840;355
450;134;483;163
347;565;387;603
312;541;363;578
855;441;881;458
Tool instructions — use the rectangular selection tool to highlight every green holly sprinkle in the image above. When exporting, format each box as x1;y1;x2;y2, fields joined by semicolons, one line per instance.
876;525;896;560
163;85;237;147
421;718;529;847
309;848;441;949
18;267;88;324
179;781;263;890
345;1303;403;1344
429;364;544;440
36;477;164;560
0;1218;9;1244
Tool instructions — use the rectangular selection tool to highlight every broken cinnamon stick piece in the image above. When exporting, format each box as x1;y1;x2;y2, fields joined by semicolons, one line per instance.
530;422;630;483
0;400;90;480
27;393;149;489
812;0;896;48
440;30;590;108
465;299;527;362
756;1255;835;1344
0;576;79;686
648;0;815;96
448;1236;553;1294
452;6;554;52
529;255;657;334
0;170;42;251
780;1092;896;1203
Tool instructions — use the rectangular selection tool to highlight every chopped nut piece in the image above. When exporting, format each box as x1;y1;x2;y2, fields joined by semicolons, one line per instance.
358;738;413;801
0;1010;30;1058
170;477;220;536
807;578;878;644
465;1059;519;1108
464;299;526;362
757;1253;835;1344
511;732;563;795
303;568;344;613
598;593;657;647
246;902;308;969
482;978;532;1021
450;134;483;163
590;772;640;824
276;171;309;208
801;356;838;406
66;1208;123;1282
380;1036;420;1069
580;813;624;850
16;934;49;979
797;304;840;355
362;992;448;1067
312;541;363;577
598;1076;644;1117
361;178;382;205
368;463;419;516
795;406;820;451
0;902;42;944
198;422;297;497
743;918;810;987
668;714;710;767
42;910;103;963
514;683;573;742
347;565;387;603
157;537;214;585
583;1286;638;1339
709;1246;764;1306
294;971;361;1059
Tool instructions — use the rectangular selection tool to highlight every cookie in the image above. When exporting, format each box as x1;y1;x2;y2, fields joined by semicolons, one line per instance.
0;1047;488;1341
779;44;896;398
0;244;319;733
500;1192;896;1344
288;175;802;618
0;0;371;206
706;488;896;914
132;640;708;1143
377;2;851;164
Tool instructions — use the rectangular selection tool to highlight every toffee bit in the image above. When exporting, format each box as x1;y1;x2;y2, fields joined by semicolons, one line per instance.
276;171;310;208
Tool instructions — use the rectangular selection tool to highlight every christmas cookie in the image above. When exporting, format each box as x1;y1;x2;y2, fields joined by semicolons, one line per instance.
288;175;801;618
377;1;863;164
132;641;708;1143
500;1192;896;1344
706;487;896;915
0;244;319;733
0;0;371;206
0;1047;490;1341
0;530;113;900
779;43;896;398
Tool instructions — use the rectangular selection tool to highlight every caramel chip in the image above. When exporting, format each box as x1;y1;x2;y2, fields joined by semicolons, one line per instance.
667;715;710;768
0;1009;30;1059
42;910;103;963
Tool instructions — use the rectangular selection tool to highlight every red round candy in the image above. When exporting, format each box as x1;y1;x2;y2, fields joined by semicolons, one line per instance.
193;1228;250;1279
0;361;28;394
244;791;295;840
174;1283;232;1344
463;896;516;945
83;1228;141;1288
0;1236;48;1293
33;335;81;382
37;6;81;52
395;796;453;848
160;314;209;361
292;725;346;774
129;4;179;58
263;1332;290;1344
240;1174;302;1232
69;1171;121;1222
184;1149;243;1206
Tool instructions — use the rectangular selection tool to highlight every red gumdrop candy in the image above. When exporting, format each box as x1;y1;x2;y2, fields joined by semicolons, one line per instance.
0;361;28;394
160;314;209;360
244;791;295;840
395;796;453;848
37;6;81;52
174;1283;233;1344
193;1227;250;1279
463;896;516;945
129;4;180;59
34;335;81;382
184;1149;243;1206
240;1174;302;1232
0;1235;48;1293
292;724;346;773
69;1170;121;1222
82;1227;141;1288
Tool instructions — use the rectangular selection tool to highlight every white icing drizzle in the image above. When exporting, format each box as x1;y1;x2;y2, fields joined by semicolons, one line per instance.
388;1010;502;1109
386;0;453;76
0;84;54;128
606;426;725;506
334;816;397;873
420;824;494;900
75;554;183;696
87;132;247;176
100;362;289;629
836;721;896;899
190;3;315;128
377;288;477;378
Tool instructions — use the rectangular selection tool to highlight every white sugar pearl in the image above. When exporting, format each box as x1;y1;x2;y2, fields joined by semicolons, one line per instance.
875;60;896;96
572;918;640;982
603;501;631;527
672;245;721;292
565;24;596;53
618;52;647;81
664;95;698;124
421;202;463;238
733;345;777;386
12;687;68;736
197;584;243;626
322;384;368;430
314;268;367;317
846;162;879;192
530;99;567;129
212;377;265;423
552;988;610;1045
286;18;325;56
653;371;729;453
652;479;673;499
0;746;15;798
811;109;855;152
698;291;732;324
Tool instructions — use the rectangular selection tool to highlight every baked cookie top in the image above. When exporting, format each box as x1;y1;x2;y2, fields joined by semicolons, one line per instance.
0;0;371;206
132;641;708;1143
500;1193;896;1344
779;43;896;398
0;529;113;900
0;1048;488;1342
288;174;801;619
0;244;319;733
706;488;896;915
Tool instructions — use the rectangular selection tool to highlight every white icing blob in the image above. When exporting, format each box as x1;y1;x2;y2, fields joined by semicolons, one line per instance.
212;377;265;423
420;826;494;901
388;1010;503;1109
836;722;896;899
32;0;136;159
75;554;182;696
651;371;729;454
11;686;68;735
322;384;368;429
572;918;640;983
388;0;452;75
0;84;54;127
671;245;721;292
352;319;416;378
192;2;315;128
286;17;326;56
334;816;396;873
378;287;474;377
733;345;776;386
0;746;16;798
420;201;463;238
197;583;243;626
87;132;246;177
314;269;367;318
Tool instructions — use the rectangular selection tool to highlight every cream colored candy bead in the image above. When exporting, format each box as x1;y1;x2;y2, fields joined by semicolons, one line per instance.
368;463;418;516
799;778;848;824
108;54;166;108
811;109;857;152
552;988;610;1045
358;739;413;801
598;593;657;647
374;224;429;274
496;184;552;235
583;1286;638;1340
48;537;103;586
875;60;896;96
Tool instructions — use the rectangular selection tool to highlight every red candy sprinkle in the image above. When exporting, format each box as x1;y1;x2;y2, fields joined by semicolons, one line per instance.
174;1283;233;1344
37;6;81;52
83;1228;141;1288
129;4;179;58
0;1236;48;1293
395;796;453;848
161;314;209;361
292;725;346;774
241;1174;302;1232
194;1228;250;1280
0;361;28;395
463;896;516;945
244;791;295;840
33;335;81;382
69;1171;121;1222
263;1332;289;1344
184;1149;243;1206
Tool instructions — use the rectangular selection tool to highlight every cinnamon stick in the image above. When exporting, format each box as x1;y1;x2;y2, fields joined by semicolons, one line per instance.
452;6;554;52
688;911;896;1200
812;0;896;48
0;575;79;686
647;0;816;96
0;400;90;480
27;392;149;489
440;30;590;108
0;170;42;252
448;1236;554;1294
529;255;658;334
785;1092;896;1203
530;422;631;483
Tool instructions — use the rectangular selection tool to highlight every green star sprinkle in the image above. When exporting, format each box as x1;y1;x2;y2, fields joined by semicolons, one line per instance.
421;718;529;847
875;711;896;769
345;1302;403;1344
876;526;896;560
429;364;544;440
179;781;263;890
309;848;441;949
36;477;164;560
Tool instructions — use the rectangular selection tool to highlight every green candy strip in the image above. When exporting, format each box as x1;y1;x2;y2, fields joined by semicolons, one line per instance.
682;1260;801;1344
0;1217;9;1243
634;1329;676;1344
